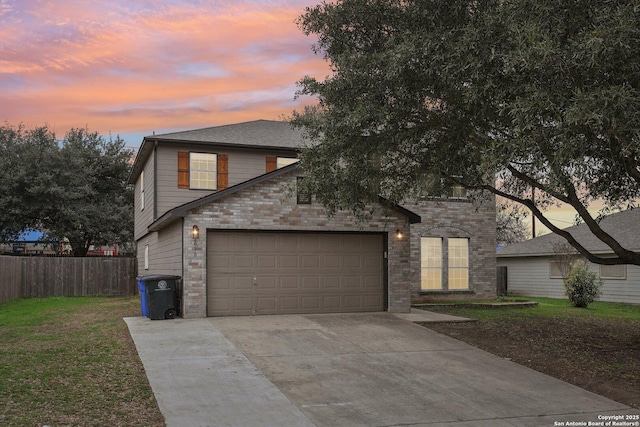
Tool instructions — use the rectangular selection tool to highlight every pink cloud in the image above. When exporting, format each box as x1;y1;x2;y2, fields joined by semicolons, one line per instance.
0;0;328;144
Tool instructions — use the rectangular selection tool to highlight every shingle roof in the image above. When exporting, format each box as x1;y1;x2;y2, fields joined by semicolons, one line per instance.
128;120;308;184
497;208;640;257
149;119;307;149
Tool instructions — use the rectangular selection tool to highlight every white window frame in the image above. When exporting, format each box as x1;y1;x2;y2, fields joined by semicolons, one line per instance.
190;153;217;190
144;245;149;270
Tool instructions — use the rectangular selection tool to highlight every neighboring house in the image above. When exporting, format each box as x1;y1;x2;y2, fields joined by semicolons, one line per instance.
128;120;496;318
497;209;640;304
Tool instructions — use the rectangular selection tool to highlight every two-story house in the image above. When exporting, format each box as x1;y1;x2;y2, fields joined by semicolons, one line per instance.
128;120;496;318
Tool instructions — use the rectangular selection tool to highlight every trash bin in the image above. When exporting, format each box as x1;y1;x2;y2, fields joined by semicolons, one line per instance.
137;277;149;317
139;275;181;320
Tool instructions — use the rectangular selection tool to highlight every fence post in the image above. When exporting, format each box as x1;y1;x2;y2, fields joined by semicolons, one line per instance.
497;266;508;296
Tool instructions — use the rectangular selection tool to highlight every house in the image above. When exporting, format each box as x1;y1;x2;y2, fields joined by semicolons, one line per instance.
128;120;496;318
496;209;640;304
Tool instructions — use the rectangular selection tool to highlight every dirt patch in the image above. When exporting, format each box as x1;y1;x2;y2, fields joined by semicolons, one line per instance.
420;313;640;409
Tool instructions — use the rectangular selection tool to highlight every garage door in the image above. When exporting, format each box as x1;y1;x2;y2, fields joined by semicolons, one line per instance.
207;231;385;316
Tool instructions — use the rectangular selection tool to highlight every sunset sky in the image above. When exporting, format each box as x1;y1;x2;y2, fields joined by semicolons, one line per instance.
1;0;599;232
0;0;328;148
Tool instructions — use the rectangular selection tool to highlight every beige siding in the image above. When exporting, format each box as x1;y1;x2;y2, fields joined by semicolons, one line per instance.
155;143;297;219
136;222;183;278
497;256;640;304
153;219;183;277
134;153;155;240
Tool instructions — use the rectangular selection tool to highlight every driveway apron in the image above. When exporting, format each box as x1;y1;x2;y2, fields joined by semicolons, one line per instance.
127;313;635;426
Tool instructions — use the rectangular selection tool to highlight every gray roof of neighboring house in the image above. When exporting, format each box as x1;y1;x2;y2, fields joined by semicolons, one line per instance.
128;120;308;184
497;208;640;258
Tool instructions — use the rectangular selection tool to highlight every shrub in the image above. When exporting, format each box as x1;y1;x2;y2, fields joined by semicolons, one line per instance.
563;261;603;308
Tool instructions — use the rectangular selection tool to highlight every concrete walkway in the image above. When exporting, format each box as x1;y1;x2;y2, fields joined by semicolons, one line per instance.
125;311;636;427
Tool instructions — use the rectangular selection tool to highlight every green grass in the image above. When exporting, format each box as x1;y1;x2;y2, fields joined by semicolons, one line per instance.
0;296;165;427
420;296;640;320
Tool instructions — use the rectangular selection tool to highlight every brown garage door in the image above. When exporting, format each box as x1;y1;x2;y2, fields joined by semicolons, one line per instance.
207;231;385;316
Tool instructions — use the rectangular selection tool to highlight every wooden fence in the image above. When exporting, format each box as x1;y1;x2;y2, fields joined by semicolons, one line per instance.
0;256;137;303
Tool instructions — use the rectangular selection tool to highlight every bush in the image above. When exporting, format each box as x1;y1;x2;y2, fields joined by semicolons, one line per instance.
564;261;603;308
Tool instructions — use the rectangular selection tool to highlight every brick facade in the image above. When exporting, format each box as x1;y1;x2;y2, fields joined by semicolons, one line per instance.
181;170;413;318
404;195;497;302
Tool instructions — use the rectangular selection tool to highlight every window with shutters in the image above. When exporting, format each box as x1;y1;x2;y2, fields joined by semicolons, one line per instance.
266;156;299;173
178;152;228;190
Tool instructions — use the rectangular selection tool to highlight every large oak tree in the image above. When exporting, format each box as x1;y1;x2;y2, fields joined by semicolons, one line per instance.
291;0;640;265
0;123;134;256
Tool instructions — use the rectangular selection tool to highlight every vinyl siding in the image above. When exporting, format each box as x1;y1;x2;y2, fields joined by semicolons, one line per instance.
497;256;640;304
134;153;155;240
155;143;297;220
136;220;183;278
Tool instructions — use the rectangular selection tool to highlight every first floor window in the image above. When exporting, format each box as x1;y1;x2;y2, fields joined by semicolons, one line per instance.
421;237;443;290
421;237;470;290
448;238;469;289
144;245;149;270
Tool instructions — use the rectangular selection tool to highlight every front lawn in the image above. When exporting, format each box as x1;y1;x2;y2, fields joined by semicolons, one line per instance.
0;296;165;427
418;297;640;409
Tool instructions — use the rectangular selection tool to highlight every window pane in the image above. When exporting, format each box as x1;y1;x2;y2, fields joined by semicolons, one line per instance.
600;264;626;279
190;153;217;189
448;238;469;289
277;157;299;168
421;237;442;290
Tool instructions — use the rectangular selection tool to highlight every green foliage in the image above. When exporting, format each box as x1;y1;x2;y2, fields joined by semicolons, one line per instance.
0;123;134;256
563;261;603;308
292;0;640;265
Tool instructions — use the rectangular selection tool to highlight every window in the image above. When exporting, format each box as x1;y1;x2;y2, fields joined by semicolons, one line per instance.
190;153;217;190
144;245;149;270
140;170;145;211
448;238;469;289
296;177;311;204
600;264;626;280
421;238;442;290
266;156;299;173
178;152;228;190
277;157;299;168
421;237;469;291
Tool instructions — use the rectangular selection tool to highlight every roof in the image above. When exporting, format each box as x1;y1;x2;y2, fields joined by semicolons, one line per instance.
148;164;421;233
128;120;308;184
497;208;640;258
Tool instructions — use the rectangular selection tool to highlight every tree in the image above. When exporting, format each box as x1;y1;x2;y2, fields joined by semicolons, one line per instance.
496;201;530;246
291;0;640;266
0;123;134;256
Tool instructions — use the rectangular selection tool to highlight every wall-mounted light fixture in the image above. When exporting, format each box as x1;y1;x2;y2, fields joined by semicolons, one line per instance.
192;225;200;240
395;229;404;240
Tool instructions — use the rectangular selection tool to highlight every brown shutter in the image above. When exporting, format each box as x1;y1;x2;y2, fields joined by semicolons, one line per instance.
217;154;228;190
178;152;190;189
266;156;277;173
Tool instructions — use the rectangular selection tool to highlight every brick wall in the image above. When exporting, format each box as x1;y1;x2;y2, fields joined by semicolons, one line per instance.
404;194;497;302
181;170;412;318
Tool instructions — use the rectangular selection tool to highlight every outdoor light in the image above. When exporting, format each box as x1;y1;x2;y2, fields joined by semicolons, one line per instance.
192;225;200;240
395;229;404;240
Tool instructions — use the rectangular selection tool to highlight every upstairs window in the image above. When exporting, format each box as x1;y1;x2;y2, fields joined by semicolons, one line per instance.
190;153;217;190
266;156;299;173
178;152;228;190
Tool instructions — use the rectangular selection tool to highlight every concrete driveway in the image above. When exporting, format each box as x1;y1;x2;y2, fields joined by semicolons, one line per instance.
126;312;635;427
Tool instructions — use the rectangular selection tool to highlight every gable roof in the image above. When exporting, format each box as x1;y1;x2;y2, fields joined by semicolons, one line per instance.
497;208;640;258
128;120;307;184
148;163;421;233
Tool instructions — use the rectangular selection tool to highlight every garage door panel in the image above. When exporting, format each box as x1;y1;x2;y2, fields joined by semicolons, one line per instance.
207;232;385;316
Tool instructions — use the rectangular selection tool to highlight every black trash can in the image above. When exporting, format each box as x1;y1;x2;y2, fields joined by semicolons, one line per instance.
139;275;181;320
